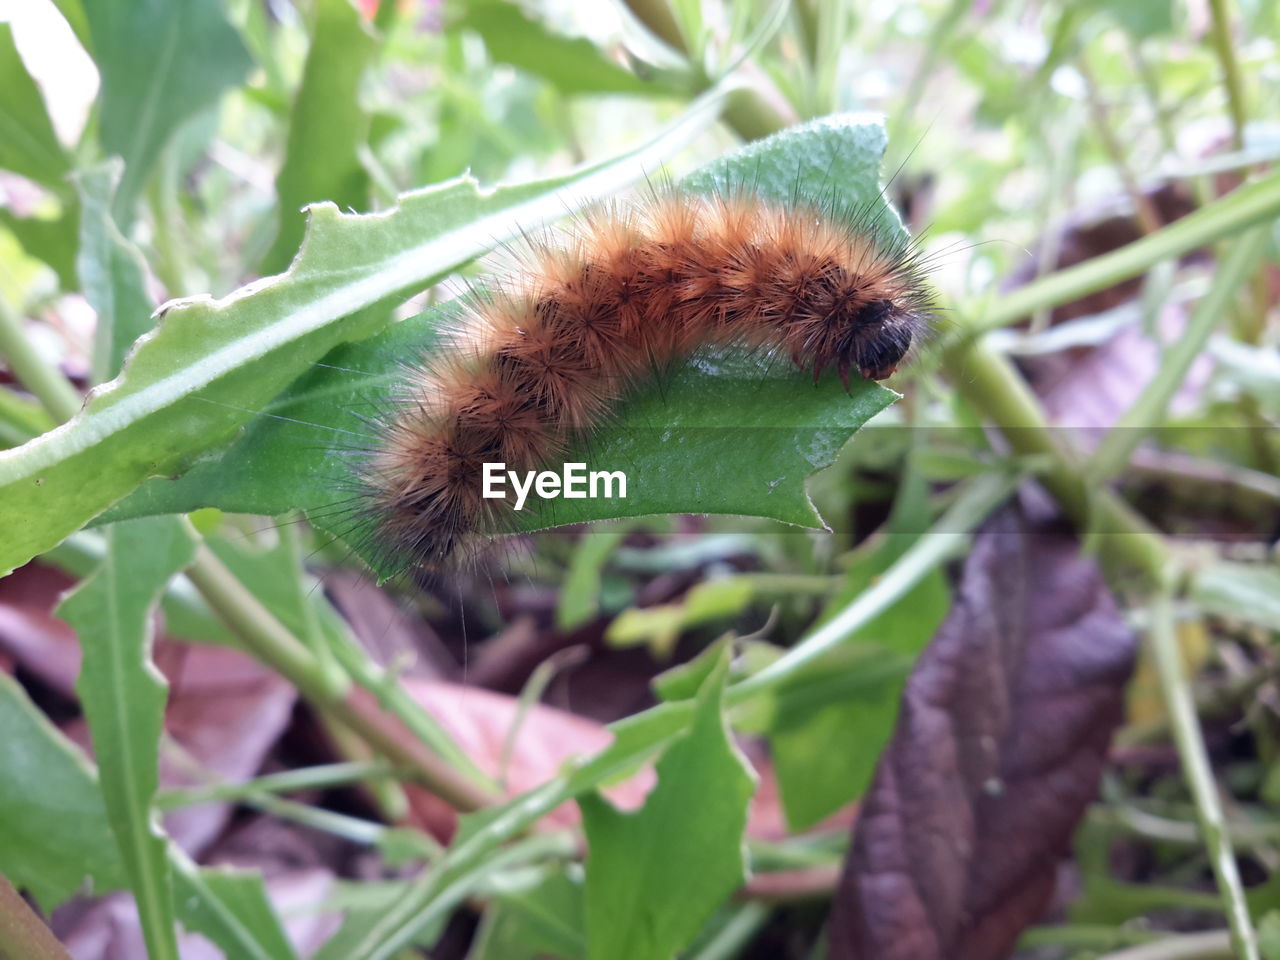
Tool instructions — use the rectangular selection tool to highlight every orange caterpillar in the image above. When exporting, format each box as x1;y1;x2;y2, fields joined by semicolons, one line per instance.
361;190;934;572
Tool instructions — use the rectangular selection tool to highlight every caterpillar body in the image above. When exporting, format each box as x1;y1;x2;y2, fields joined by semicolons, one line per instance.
360;189;934;574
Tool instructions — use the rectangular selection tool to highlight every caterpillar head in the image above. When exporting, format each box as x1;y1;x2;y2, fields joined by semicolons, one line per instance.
846;297;917;381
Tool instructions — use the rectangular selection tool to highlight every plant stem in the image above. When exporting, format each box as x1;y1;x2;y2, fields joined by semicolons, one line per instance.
236;791;393;846
623;0;686;51
1128;447;1280;506
740;866;840;902
620;0;797;143
1207;0;1249;150
1149;581;1259;960
156;760;392;809
0;876;71;960
1079;56;1162;235
730;470;1015;701
185;545;497;812
685;902;771;960
1127;38;1179;158
1091;228;1268;482
1092;802;1280;849
0;299;82;424
964;167;1280;333
0;388;52;448
943;336;1168;585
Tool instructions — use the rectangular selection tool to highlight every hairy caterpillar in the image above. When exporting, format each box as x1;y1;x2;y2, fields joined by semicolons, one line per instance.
359;188;935;574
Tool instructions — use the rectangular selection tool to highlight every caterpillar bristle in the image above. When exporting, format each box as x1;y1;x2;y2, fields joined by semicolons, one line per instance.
357;186;937;577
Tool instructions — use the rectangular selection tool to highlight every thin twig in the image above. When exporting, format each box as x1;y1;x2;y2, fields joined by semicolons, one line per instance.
1149;580;1259;959
0;876;71;960
1078;56;1163;235
1207;0;1249;150
185;545;498;813
0;299;82;424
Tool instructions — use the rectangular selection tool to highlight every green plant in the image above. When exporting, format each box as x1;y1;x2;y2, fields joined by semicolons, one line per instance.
0;1;1276;958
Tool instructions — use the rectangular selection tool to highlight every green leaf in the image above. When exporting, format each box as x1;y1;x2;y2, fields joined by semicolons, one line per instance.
82;0;252;222
261;0;377;274
470;867;586;960
172;859;299;960
0;92;720;576
457;0;655;95
0;676;296;958
75;160;157;384
0;28;82;288
769;461;949;830
102;113;900;577
0;673;127;908
314;833;570;960
651;635;734;702
57;516;199;960
0;385;54;449
1212;337;1280;419
507;354;895;532
1193;562;1280;632
580;655;756;960
558;527;630;631
606;577;755;658
103;312;893;572
0;23;71;190
1259;911;1280;960
0;207;81;290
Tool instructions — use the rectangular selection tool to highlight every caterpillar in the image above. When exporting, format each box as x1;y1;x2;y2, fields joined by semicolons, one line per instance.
358;188;935;575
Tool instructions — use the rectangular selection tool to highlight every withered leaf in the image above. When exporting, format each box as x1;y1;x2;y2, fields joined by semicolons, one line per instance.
827;506;1136;960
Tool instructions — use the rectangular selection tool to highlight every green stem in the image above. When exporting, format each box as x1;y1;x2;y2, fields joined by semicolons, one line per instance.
685;902;771;960
0;299;82;424
498;646;587;791
1149;582;1259;960
0;875;71;960
236;791;392;846
963;167;1280;333
1092;803;1280;849
147;142;191;299
321;627;494;788
1207;0;1248;150
0;388;52;449
730;471;1015;702
722;83;798;143
622;0;686;51
620;0;797;143
1079;55;1162;234
1127;37;1179;158
793;0;819;68
156;760;392;809
184;546;497;812
943;336;1168;585
1091;229;1268;482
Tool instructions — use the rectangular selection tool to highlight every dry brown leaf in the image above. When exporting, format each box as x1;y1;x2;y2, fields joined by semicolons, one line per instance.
827;507;1136;960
